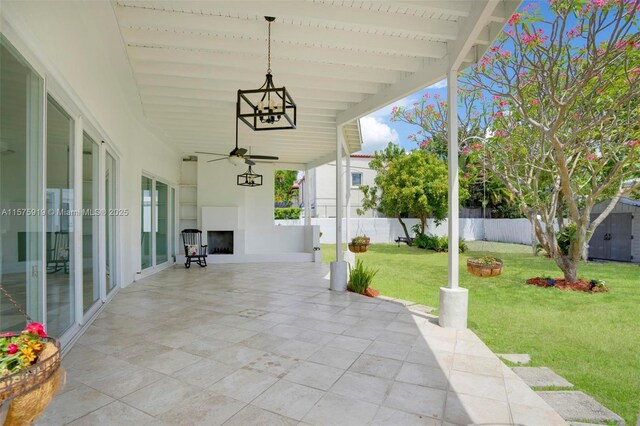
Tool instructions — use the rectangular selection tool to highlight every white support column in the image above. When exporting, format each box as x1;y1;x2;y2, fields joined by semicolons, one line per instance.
330;127;347;291
303;168;311;226
439;68;468;329
344;151;355;265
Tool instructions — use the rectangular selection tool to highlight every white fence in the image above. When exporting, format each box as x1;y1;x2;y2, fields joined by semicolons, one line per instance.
275;218;535;245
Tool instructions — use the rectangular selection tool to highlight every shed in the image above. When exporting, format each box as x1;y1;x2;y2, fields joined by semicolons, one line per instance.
589;198;640;263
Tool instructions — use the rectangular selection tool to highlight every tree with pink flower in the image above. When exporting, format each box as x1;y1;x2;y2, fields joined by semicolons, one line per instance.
462;0;640;282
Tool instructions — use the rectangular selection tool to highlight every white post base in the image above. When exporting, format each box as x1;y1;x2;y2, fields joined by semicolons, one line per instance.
330;261;348;291
438;287;468;329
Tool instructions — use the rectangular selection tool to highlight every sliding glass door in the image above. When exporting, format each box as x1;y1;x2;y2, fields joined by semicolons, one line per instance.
156;181;168;265
45;96;75;337
0;37;44;330
141;176;153;270
82;132;99;313
105;151;117;294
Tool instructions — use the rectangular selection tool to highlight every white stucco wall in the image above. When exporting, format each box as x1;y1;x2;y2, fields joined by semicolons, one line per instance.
3;1;181;285
311;155;381;218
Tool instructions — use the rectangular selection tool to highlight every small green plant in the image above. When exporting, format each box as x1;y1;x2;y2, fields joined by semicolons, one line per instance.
274;207;301;219
468;256;502;266
348;258;379;294
351;235;369;245
413;234;466;253
556;223;577;256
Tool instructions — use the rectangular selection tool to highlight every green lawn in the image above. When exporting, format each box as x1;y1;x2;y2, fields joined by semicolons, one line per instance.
322;241;640;425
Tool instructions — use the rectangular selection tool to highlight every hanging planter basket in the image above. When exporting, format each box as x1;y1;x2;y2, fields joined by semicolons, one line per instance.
0;285;64;425
466;257;503;277
348;243;369;253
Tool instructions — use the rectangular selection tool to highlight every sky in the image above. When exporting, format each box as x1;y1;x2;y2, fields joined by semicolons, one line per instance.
356;0;550;154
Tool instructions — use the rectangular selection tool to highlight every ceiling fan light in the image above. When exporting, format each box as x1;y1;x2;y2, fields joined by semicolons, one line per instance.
228;156;245;167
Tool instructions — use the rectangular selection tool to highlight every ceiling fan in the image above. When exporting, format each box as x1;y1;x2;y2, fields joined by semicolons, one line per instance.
196;117;279;166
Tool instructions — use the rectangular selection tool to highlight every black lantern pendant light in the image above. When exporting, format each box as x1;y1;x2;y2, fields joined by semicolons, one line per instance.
237;164;263;187
237;16;297;131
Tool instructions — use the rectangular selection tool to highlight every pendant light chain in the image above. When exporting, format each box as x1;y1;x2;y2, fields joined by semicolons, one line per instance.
267;19;272;74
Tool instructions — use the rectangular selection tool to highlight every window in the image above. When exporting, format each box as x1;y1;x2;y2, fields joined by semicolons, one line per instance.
351;172;363;187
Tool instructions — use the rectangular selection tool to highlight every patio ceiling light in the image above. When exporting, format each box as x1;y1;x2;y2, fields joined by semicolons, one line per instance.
237;165;263;187
236;16;297;131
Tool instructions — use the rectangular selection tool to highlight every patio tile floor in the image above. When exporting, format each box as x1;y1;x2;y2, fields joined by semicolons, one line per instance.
37;262;566;425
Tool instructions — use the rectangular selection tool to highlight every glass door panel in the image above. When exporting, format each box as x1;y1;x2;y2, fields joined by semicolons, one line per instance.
141;176;152;270
155;181;168;264
0;37;44;330
105;152;117;293
171;187;176;262
45;96;75;337
82;132;99;312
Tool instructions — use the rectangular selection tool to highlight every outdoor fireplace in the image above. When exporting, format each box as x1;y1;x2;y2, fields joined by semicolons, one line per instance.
207;231;234;254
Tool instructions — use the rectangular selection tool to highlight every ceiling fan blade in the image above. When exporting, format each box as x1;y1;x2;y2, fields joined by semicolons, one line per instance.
245;158;256;166
236;147;248;157
196;151;228;156
246;154;279;160
207;157;229;163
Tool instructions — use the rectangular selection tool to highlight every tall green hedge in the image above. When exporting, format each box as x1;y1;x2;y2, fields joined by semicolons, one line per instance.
274;207;301;219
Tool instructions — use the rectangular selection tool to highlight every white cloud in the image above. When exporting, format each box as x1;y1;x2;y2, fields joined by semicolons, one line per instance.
358;116;399;153
429;79;447;89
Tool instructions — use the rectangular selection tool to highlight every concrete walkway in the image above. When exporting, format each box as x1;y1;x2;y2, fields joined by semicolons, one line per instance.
36;263;566;425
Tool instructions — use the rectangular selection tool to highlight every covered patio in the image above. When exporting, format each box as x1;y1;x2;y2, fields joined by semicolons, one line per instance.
37;263;564;425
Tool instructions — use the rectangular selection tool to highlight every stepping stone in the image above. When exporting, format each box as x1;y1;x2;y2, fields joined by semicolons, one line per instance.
512;367;573;388
497;353;531;364
537;391;624;426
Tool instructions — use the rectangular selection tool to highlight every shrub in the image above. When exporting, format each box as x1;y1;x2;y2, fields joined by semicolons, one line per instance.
556;223;577;256
414;234;467;253
348;258;379;294
274;207;301;219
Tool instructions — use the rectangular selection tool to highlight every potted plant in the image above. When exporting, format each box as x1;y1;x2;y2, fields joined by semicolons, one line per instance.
348;259;379;297
466;256;503;277
348;235;370;253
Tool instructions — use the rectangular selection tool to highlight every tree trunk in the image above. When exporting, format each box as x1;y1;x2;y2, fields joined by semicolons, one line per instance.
553;254;578;282
397;216;412;246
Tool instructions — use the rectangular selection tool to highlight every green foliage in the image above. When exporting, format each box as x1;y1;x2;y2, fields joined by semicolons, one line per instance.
347;258;379;294
467;256;502;266
351;236;369;245
556;223;577;256
359;143;468;236
274;170;298;203
274;207;301;220
413;234;467;253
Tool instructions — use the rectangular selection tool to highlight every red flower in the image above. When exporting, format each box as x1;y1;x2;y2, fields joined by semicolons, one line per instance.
0;332;15;338
7;344;18;355
25;322;46;338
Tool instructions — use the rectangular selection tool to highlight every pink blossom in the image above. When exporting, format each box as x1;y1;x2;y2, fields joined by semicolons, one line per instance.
7;344;18;355
508;13;521;26
491;45;500;53
494;111;504;117
625;140;640;148
25;322;46;337
471;143;483;151
480;56;491;67
494;130;508;137
586;153;599;161
391;106;398;114
419;141;427;149
405;113;411;120
505;29;515;36
499;100;509;107
434;93;440;100
422;93;430;99
464;172;471;179
522;34;538;45
0;332;16;338
461;147;471;155
591;0;607;8
500;50;511;58
530;99;539;105
493;95;501;100
438;101;445;107
566;26;581;38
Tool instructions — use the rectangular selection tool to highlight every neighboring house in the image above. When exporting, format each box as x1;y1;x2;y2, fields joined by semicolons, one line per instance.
589;198;639;263
302;154;383;218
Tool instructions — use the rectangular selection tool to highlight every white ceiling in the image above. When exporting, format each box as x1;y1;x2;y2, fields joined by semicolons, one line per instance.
111;0;520;166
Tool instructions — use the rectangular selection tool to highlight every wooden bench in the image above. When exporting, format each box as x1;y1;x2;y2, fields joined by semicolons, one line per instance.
394;236;413;246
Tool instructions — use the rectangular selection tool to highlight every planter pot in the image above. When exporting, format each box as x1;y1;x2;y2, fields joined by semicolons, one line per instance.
348;243;369;253
466;259;503;277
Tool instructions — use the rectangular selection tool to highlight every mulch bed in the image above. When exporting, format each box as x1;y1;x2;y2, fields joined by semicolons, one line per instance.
526;278;609;293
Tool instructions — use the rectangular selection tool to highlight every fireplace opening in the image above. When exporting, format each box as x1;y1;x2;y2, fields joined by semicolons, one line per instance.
207;231;233;254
